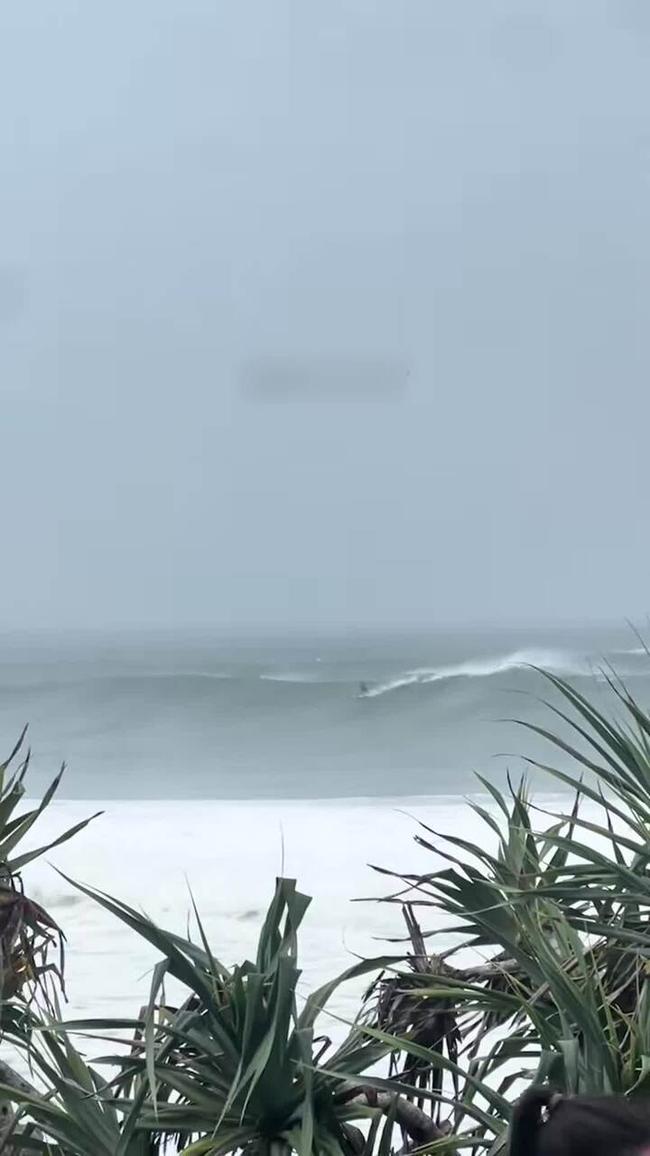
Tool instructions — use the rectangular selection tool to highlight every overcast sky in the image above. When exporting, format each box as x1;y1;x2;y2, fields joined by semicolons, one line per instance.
1;1;649;630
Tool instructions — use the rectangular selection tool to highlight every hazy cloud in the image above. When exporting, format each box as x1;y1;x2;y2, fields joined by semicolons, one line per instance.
0;1;648;629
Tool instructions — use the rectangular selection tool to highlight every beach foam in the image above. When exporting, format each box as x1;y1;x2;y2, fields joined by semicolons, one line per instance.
23;796;506;1028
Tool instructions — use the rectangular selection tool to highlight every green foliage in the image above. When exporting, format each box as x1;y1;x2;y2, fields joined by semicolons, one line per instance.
0;730;99;1008
3;877;404;1154
369;669;650;1151
0;1026;156;1154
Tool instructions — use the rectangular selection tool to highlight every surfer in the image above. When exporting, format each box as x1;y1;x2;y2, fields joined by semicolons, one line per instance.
358;681;369;696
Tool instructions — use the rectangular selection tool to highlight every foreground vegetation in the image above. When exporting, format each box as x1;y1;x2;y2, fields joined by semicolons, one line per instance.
0;667;649;1151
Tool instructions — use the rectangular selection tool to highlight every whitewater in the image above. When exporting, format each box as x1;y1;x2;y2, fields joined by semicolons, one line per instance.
26;796;464;1026
25;792;572;1029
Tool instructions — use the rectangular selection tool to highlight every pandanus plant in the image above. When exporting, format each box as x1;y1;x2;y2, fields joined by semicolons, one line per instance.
0;728;99;1011
365;669;650;1152
0;877;442;1154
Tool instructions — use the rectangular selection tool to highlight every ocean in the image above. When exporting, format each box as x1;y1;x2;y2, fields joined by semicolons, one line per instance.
4;622;647;1025
0;622;644;799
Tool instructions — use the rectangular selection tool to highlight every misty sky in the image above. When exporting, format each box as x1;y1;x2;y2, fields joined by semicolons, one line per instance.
1;1;649;630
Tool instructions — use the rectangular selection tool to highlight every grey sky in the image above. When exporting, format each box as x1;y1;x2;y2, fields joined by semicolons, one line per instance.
1;1;649;630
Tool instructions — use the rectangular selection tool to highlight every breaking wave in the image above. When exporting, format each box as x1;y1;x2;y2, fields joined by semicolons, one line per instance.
361;649;593;698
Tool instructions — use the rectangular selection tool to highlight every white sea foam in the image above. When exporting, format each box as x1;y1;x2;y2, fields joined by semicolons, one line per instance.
363;649;588;698
23;797;502;1028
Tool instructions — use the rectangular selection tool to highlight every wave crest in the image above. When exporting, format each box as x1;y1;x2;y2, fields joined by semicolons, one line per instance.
362;649;588;699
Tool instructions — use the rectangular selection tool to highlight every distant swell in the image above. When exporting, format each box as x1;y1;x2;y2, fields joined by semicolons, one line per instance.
362;649;590;698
